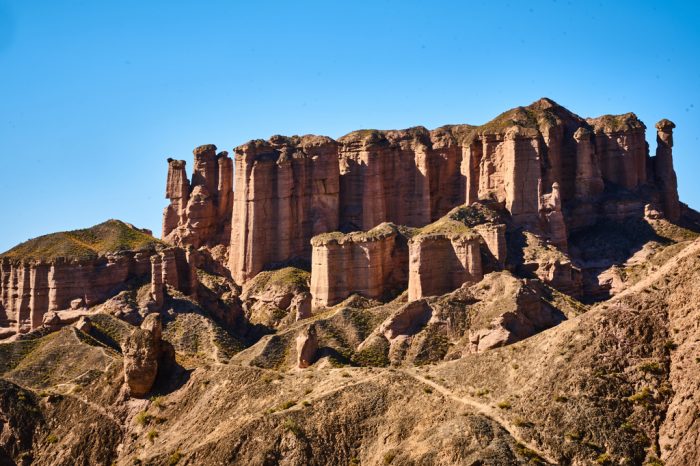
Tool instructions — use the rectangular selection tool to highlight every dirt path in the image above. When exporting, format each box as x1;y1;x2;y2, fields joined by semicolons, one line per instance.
611;238;700;303
400;369;557;464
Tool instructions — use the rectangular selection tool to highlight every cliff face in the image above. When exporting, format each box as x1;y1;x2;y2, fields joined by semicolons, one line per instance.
228;135;340;284
0;221;201;336
0;251;152;334
310;223;408;307
181;98;683;288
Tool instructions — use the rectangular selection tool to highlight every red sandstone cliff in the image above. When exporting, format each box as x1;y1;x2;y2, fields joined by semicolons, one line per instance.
201;98;681;287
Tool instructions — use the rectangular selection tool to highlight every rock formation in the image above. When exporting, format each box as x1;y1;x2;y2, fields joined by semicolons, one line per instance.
295;324;318;368
158;99;686;304
407;204;507;301
310;223;409;308
653;119;680;222
466;272;565;352
229;136;340;284
408;230;482;301
162;145;234;248
0;252;152;335
122;313;165;397
240;267;311;328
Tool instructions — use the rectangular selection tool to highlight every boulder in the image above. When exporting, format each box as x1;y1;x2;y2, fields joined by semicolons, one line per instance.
295;325;318;369
122;314;164;397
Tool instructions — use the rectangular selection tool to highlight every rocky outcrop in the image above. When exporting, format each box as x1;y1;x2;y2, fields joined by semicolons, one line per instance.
228;136;340;284
519;231;582;297
407;204;507;301
408;232;482;301
240;267;311;328
587;113;648;191
653;119;680;222
467;272;565;353
122;313;165;397
0;252;152;335
295;324;318;368
161;98;684;297
162;145;234;248
310;223;408;308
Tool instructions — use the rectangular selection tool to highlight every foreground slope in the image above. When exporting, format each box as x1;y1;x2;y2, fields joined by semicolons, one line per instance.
0;238;698;465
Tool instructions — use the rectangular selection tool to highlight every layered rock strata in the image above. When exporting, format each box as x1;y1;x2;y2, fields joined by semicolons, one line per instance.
0;252;151;334
310;223;409;308
182;98;683;286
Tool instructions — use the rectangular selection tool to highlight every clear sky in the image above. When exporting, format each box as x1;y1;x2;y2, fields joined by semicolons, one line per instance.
1;0;699;252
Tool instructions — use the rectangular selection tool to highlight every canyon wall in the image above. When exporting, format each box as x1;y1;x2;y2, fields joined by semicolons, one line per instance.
228;135;340;284
0;252;152;334
161;98;682;290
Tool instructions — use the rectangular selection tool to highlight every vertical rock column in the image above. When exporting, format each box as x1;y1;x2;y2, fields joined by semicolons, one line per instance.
310;223;408;308
0;259;12;328
654;119;680;222
28;262;50;330
150;255;164;309
503;127;542;227
474;224;507;267
217;151;234;243
573;127;604;200
408;234;483;301
162;159;190;239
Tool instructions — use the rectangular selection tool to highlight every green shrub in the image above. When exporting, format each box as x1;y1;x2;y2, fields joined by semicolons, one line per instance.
147;429;158;442
46;434;58;444
167;450;183;465
423;387;433;394
383;451;397;464
496;400;512;410
638;361;662;374
282;417;303;438
628;387;653;404
514;417;534;428
279;400;297;410
150;395;166;410
135;411;153;426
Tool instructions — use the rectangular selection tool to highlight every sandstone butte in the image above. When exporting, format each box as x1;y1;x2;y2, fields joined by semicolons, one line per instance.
2;98;700;466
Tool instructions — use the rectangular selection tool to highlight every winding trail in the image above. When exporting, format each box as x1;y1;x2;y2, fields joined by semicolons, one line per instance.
611;238;700;302
400;368;557;465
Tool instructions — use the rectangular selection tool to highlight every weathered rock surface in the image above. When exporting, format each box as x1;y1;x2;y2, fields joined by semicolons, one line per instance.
408;204;506;300
240;267;311;328
0;251;152;335
466;272;565;352
310;223;409;308
653;119;680;222
156;98;687;306
162;145;234;248
295;324;318;368
228;136;340;284
122;313;165;397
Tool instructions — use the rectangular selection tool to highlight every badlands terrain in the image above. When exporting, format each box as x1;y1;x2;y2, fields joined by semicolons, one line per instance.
1;98;699;465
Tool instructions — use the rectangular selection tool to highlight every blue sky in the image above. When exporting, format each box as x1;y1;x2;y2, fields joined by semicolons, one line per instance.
1;0;699;252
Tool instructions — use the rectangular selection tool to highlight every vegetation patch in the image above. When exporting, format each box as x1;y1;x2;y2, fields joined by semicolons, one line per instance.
1;219;160;260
